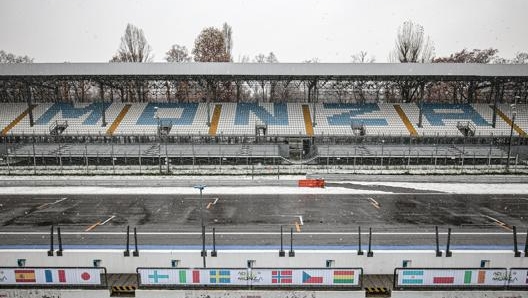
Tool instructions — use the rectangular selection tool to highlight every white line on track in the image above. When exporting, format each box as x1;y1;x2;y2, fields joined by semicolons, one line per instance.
36;197;68;210
0;232;523;236
100;215;116;225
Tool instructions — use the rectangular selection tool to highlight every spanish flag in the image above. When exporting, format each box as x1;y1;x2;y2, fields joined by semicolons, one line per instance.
333;270;354;284
15;269;36;283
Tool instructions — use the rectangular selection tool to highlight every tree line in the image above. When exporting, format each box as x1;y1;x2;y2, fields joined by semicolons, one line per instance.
0;21;527;104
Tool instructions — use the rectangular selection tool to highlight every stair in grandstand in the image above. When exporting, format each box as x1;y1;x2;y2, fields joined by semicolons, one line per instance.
492;105;528;137
1;104;36;136
301;104;314;136
279;155;319;165
237;145;252;156
107;104;132;136
456;121;476;137
393;104;417;137
208;104;222;136
50;144;70;156
143;144;160;157
356;145;371;156
49;120;69;136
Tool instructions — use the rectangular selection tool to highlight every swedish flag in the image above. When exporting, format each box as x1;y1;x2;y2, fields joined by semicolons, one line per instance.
209;270;230;283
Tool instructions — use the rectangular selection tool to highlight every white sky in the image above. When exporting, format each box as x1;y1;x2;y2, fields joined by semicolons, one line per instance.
1;0;527;63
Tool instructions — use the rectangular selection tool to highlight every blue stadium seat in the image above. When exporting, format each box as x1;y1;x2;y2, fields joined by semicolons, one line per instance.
136;103;198;125
35;102;111;125
234;103;288;125
422;103;491;126
324;103;388;126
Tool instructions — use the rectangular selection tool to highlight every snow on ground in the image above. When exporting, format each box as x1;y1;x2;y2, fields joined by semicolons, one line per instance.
0;186;387;195
342;181;528;194
1;182;528;195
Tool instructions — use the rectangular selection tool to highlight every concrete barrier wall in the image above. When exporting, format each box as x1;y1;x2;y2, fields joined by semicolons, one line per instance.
135;290;365;298
1;249;527;274
0;289;109;298
391;291;528;298
1;289;525;298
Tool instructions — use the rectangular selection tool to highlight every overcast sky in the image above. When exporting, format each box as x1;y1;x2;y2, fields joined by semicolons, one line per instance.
1;0;527;63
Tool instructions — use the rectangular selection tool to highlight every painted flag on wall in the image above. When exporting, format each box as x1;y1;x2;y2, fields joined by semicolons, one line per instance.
179;270;186;283
333;270;354;284
271;270;293;284
401;270;424;285
192;270;200;283
14;270;36;283
433;276;454;284
464;270;486;284
44;269;66;283
148;270;169;283
209;270;230;283
302;271;323;284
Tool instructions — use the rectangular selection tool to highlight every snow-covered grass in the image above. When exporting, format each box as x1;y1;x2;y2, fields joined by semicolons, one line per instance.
1;182;528;195
1;164;527;176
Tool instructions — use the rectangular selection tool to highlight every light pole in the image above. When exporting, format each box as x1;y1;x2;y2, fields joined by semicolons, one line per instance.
194;184;207;268
154;107;161;174
506;105;516;171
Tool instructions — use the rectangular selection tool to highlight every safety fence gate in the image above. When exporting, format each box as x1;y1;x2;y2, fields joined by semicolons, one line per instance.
137;267;363;290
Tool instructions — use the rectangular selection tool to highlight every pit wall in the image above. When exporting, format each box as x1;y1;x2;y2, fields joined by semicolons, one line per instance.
0;289;526;298
391;291;528;298
1;249;527;274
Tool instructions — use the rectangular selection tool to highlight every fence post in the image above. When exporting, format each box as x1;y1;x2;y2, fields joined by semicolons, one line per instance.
133;227;139;257
124;225;130;257
513;226;521;257
357;226;364;255
56;226;63;256
446;228;452;257
48;225;54;256
289;227;295;257
211;227;217;257
435;226;442;257
367;228;373;257
279;225;285;257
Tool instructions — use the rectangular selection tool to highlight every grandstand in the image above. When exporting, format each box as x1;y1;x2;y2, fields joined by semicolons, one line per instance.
1;63;527;172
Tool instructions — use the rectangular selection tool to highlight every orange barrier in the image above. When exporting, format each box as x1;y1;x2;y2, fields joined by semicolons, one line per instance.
298;179;325;188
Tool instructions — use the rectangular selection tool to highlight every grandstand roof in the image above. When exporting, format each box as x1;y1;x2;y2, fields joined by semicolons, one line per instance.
1;62;528;81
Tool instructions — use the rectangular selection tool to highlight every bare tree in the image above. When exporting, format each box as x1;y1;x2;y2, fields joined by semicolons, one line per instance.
303;57;320;63
0;50;33;63
389;21;434;63
222;22;233;62
351;51;375;63
110;24;153;102
389;21;434;102
165;44;191;62
193;27;230;62
111;23;153;62
432;48;499;103
0;50;33;102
